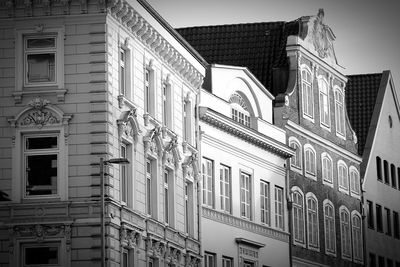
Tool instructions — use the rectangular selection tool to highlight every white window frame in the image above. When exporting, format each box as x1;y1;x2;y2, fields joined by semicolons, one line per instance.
334;86;346;139
185;180;194;236
202;158;214;208
119;41;132;99
183;98;193;144
289;137;302;173
306;193;319;251
323;200;336;256
301;65;314;121
229;93;251;127
275;186;284;230
318;77;331;129
260;180;270;226
120;143;129;206
146;158;157;218
292;187;305;246
352;211;363;264
321;152;333;187
204;252;216;267
240;172;252;220
338;160;349;194
222;256;233;267
220;164;231;213
144;61;155;117
339;206;352;260
349;166;360;197
304;144;316;180
162;76;173;129
163;167;175;227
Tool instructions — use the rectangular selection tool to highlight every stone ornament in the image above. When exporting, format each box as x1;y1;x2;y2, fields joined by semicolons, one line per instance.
20;98;60;128
311;9;334;59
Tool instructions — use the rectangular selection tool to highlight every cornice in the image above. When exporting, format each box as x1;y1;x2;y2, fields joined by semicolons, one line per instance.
199;107;294;159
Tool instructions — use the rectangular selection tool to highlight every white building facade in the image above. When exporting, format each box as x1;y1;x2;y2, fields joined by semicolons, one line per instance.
199;64;294;267
0;0;205;266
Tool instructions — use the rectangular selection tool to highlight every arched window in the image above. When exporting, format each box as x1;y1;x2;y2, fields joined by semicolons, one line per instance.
321;152;333;184
301;67;314;119
340;207;351;259
304;145;316;178
334;88;345;136
230;93;251;127
338;161;349;192
306;193;319;249
292;188;305;244
352;212;363;262
324;200;336;255
318;78;330;127
289;137;302;170
350;167;360;195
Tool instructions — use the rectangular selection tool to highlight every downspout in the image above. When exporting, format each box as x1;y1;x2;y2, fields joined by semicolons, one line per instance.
285;162;293;267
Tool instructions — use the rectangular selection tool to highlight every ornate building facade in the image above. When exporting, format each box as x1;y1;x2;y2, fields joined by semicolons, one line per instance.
0;0;205;266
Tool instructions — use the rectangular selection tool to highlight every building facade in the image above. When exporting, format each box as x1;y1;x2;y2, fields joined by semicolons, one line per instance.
0;0;205;266
199;64;294;267
347;71;400;266
178;9;363;267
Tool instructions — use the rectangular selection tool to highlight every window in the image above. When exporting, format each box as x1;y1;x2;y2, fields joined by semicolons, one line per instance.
162;80;172;128
398;167;400;191
301;68;314;119
386;207;392;236
304;145;316;177
322;153;333;184
260;180;270;225
391;164;397;189
292;189;305;243
388;259;394;267
324;201;336;255
220;165;231;213
240;172;252;220
340;207;351;259
334;89;345;136
146;159;154;216
318;78;330;127
183;100;192;143
289;138;302;170
202;158;214;208
369;253;376;267
144;66;155;116
185;180;194;235
164;169;170;224
120;47;127;96
384;160;390;184
275;186;284;230
367;200;374;229
394;211;399;239
230;93;251;127
338;161;349;192
376;157;382;181
22;243;60;266
222;257;233;267
376;204;383;232
307;194;319;249
120;144;128;205
122;249;133;267
24;135;58;197
378;256;385;267
204;252;215;267
350;167;360;195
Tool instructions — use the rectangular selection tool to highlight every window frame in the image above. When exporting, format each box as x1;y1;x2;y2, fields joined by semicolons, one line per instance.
376;203;383;232
144;61;155;117
304;144;316;179
301;65;314;121
321;152;333;187
306;192;319;251
323;200;336;256
376;156;382;182
337;160;349;194
162;77;173;129
289;137;302;173
202;157;214;208
334;87;346;138
184;180;194;236
352;211;363;263
260;180;271;226
318;77;331;129
220;164;232;214
240;171;252;220
275;186;284;230
204;252;216;267
349;166;361;197
339;206;352;260
292;187;305;245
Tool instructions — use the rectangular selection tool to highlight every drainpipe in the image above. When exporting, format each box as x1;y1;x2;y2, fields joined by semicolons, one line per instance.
285;162;293;267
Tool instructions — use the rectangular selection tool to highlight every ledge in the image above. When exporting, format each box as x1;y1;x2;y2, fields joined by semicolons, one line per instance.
13;89;67;104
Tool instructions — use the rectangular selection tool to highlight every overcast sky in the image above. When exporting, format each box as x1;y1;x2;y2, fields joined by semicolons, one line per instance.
147;0;400;93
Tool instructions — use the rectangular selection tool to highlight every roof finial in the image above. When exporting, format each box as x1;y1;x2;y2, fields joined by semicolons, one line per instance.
317;8;325;22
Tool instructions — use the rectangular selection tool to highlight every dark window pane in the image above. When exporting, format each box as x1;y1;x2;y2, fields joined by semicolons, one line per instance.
26;154;57;195
25;246;58;265
27;38;55;48
26;136;57;150
27;53;55;83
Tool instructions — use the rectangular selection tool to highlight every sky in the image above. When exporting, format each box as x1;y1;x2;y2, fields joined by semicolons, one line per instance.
147;0;400;92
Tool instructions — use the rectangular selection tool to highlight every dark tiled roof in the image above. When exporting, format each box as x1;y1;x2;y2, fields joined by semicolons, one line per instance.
346;73;383;155
176;21;300;95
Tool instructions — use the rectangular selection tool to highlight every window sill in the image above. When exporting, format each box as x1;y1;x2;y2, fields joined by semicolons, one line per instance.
335;131;346;141
293;240;306;248
320;122;331;132
290;165;303;175
325;250;336;257
339;187;350;195
143;112;160;127
13;88;67;104
305;172;317;181
307;245;320;252
323;180;334;188
118;95;137;110
302;114;315;123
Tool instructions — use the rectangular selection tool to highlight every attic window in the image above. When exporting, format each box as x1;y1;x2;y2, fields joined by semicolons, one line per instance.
229;93;250;127
389;115;393;128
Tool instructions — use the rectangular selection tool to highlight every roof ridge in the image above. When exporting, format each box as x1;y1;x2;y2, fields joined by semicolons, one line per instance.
176;21;287;30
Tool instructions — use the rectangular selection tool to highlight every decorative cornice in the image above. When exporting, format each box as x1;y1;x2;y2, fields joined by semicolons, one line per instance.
199;108;294;158
202;207;289;243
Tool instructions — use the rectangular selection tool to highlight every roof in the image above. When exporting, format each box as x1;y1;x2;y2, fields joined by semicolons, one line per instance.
345;73;383;155
176;21;300;95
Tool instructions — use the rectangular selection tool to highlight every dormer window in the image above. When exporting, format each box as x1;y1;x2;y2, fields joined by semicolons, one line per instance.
229;93;251;127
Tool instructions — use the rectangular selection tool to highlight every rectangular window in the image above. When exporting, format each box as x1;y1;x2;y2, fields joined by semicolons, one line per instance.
24;135;58;197
120;144;128;204
369;253;376;267
202;158;214;208
388;259;394;267
222;257;233;267
394;211;399;239
302;69;314;119
275;186;284;229
204;252;215;267
398;167;400;191
120;48;126;96
391;164;397;189
146;159;153;216
183;101;192;143
23;244;60;266
260;180;270;225
184;180;194;236
240;172;252;220
144;68;155;116
162;82;172;128
384;160;390;184
377;157;382;181
334;90;345;135
220;165;231;213
376;204;383;232
367;200;374;229
164;169;169;224
122;249;133;267
319;79;330;127
386;207;392;236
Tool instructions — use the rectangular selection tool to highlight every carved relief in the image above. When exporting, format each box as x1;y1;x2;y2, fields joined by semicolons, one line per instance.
311;9;334;59
182;152;199;180
120;226;142;249
118;108;141;143
11;224;71;242
163;136;180;167
144;126;163;157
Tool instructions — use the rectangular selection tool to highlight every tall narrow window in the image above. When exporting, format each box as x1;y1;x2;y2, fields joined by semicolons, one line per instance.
393;211;399;239
301;68;314;119
240;172;251;220
146;159;153;216
352;213;363;262
338;161;349;192
145;69;150;114
307;194;319;249
120;48;127;96
369;253;376;267
220;165;231;213
289;138;302;170
384;160;390;184
376;157;382;181
162;80;172;128
386;207;392;236
334;89;345;136
202;158;214;208
164;169;169;224
376;204;383;232
222;256;233;267
391;164;397;189
304;145;316;177
120;144;128;205
204;252;215;267
340;208;351;259
324;201;336;255
367;200;374;229
260;180;270;225
183;100;192;143
275;186;284;230
185;181;194;235
319;78;330;127
292;190;304;243
322;153;333;184
350;167;360;195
